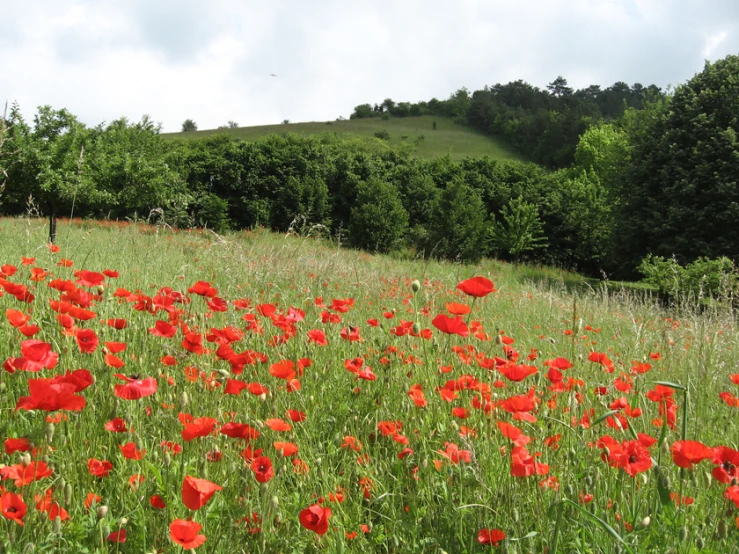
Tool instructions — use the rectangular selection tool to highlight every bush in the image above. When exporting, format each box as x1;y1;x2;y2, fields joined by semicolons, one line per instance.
192;192;230;232
639;255;739;299
423;178;488;263
348;178;409;253
374;130;390;141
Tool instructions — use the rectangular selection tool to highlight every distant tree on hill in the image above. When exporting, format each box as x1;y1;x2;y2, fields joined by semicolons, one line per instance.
547;76;573;98
181;119;198;132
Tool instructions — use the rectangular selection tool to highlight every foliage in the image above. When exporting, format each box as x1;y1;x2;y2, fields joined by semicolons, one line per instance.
615;55;739;273
348;178;409;252
424;177;489;262
639;254;739;299
490;197;547;261
181;119;198;132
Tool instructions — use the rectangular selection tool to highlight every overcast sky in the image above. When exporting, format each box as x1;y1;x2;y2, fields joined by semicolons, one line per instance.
2;0;737;132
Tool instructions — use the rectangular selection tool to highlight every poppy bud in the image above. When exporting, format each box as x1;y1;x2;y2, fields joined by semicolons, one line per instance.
575;318;583;333
20;453;31;466
179;391;189;407
97;285;105;295
639;516;651;528
678;526;688;542
119;518;128;527
695;537;705;550
494;334;502;345
101;523;110;537
549;337;558;345
0;382;6;392
512;508;519;523
585;475;594;488
53;516;62;534
412;322;421;335
271;496;279;510
163;452;172;467
705;471;712;488
45;422;55;443
717;519;727;540
22;544;35;554
259;393;267;402
565;484;574;496
64;483;72;506
411;280;420;293
217;369;230;380
97;505;109;519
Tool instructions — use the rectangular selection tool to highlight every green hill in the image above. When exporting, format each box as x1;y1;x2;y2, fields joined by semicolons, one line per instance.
162;115;525;162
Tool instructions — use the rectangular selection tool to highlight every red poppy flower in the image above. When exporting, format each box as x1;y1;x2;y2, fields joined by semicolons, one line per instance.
478;528;505;546
4;437;32;455
107;318;128;330
496;421;531;447
1;492;27;526
220;422;260;441
170;519;207;549
445;302;471;315
188;280;218;298
456;276;496;298
274;441;299;456
182;332;205;355
149;320;177;338
437;442;471;464
431;314;469;337
15;378;87;412
5;340;59;372
88;458;114;478
251;456;274;483
84;493;101;510
181;417;218;441
107;530;126;543
113;374;158;400
75;270;105;288
6;309;30;328
307;329;328;346
500;363;538;382
270;360;296;380
265;418;292;432
150;495;167;509
182;476;223;510
670;440;714;469
510;446;549;477
340;327;362;342
286;409;307;422
299;504;332;535
119;442;145;460
75;328;99;353
711;446;739;484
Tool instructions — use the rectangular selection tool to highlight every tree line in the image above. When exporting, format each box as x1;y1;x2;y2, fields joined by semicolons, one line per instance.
1;55;737;281
351;77;664;169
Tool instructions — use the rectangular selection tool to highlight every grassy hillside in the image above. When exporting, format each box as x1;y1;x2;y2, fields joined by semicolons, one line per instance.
163;115;525;162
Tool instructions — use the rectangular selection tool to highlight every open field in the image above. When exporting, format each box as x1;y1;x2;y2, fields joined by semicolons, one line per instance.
162;116;526;162
0;217;738;553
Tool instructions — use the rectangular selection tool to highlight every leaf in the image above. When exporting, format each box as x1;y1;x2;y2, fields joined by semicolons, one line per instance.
562;499;634;554
592;410;620;427
654;381;686;391
509;531;538;542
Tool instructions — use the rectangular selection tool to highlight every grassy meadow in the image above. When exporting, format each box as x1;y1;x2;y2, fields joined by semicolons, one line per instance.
162;116;525;162
0;217;738;553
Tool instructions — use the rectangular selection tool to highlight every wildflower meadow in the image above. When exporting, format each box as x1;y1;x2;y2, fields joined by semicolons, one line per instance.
0;217;738;553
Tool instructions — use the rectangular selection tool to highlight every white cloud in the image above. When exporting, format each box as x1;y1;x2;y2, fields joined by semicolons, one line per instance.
1;0;737;132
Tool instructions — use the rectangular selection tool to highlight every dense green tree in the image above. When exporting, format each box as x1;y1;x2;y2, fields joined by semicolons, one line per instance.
615;55;739;273
181;119;198;132
424;178;488;262
490;197;547;262
348;178;409;253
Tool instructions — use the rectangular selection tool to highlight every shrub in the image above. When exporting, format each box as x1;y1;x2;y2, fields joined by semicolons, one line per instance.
348;178;409;253
374;130;390;141
639;255;739;299
423;178;488;263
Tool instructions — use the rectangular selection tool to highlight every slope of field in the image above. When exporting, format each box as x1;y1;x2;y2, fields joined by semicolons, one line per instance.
0;218;734;553
163;116;525;162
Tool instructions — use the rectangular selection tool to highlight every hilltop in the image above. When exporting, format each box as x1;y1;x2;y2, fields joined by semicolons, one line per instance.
162;115;525;162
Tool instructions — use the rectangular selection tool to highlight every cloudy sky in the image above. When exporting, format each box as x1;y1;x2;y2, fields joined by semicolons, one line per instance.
2;0;737;132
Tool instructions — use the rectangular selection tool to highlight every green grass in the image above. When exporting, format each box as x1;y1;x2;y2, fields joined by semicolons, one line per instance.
162;116;526;162
0;217;738;553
